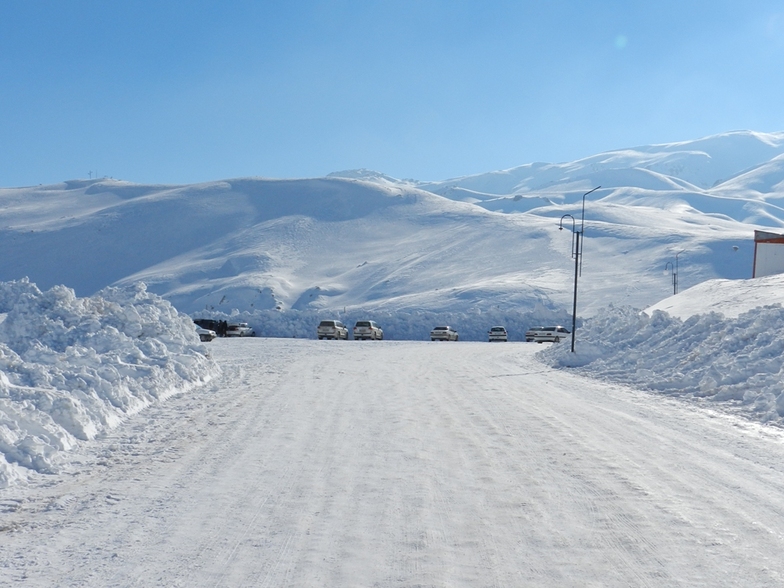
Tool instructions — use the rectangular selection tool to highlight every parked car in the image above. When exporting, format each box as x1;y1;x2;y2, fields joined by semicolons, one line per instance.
525;325;570;343
430;326;459;341
353;320;383;340
195;325;217;342
488;326;508;342
193;318;226;336
226;322;255;337
317;320;348;340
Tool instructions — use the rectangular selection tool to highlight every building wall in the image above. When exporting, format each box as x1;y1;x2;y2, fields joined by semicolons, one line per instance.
753;230;784;278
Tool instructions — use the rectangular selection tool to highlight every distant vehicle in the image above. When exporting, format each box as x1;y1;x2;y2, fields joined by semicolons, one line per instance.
226;322;255;337
353;320;383;340
488;326;508;342
525;325;570;343
195;325;217;342
194;318;221;332
317;320;348;340
193;318;228;336
430;326;458;341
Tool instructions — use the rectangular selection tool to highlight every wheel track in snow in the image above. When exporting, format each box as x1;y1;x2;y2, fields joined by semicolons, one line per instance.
5;339;784;586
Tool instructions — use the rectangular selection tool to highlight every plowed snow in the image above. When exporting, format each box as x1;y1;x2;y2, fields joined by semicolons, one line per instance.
2;338;784;586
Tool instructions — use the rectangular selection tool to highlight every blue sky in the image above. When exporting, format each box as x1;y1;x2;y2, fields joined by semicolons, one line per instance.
2;0;784;186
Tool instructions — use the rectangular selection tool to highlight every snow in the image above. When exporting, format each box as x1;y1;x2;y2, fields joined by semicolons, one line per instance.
4;130;784;581
0;279;218;489
646;273;784;319
2;130;784;326
540;275;784;424
4;339;784;586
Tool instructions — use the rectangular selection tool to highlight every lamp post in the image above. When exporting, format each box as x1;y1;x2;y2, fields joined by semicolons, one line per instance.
664;262;675;295
674;251;681;294
558;186;600;353
664;251;683;295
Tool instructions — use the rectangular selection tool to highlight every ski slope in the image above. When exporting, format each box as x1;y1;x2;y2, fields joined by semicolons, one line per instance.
2;339;784;586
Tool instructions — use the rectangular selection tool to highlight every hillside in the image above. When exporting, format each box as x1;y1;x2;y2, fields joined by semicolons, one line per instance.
1;130;783;334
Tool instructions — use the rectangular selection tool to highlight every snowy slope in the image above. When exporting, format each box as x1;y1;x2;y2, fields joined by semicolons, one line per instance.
646;273;784;319
0;130;783;336
418;130;784;197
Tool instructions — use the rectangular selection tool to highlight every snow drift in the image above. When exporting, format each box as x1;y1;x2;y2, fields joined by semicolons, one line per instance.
189;305;570;342
540;303;784;424
0;279;218;489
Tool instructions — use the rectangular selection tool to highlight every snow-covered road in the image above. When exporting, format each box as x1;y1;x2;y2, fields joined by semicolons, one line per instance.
3;338;784;586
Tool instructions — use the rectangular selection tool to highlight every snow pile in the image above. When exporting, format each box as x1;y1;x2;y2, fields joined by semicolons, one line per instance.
540;304;784;424
0;279;219;488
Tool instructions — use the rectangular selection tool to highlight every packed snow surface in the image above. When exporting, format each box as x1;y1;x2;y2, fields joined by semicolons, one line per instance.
3;339;784;586
0;280;218;489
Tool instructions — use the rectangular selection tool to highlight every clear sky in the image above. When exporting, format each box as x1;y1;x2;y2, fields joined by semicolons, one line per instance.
2;0;784;187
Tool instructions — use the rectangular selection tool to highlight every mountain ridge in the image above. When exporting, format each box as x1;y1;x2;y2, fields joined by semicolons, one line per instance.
0;130;781;322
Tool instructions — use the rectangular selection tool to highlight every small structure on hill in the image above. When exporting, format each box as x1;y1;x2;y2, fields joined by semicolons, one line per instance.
753;230;784;278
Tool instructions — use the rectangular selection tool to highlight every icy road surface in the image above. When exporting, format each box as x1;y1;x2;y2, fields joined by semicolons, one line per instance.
3;339;784;586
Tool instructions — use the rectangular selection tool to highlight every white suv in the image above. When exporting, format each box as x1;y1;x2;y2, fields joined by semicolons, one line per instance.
317;320;348;340
353;320;383;340
430;326;458;341
525;325;570;343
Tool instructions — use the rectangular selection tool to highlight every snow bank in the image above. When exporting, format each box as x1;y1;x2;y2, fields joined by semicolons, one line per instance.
190;306;570;342
0;279;219;489
540;304;784;424
646;275;784;320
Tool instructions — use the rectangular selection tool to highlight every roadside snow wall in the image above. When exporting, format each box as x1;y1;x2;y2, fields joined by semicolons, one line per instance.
0;279;219;489
190;307;571;342
540;304;784;425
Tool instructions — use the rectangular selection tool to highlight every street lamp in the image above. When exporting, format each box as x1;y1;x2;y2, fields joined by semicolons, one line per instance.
663;251;683;295
674;251;681;294
558;186;600;353
664;262;675;296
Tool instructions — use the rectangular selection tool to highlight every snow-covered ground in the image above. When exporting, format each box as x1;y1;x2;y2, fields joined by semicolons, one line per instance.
3;339;784;586
3;129;784;582
646;272;784;319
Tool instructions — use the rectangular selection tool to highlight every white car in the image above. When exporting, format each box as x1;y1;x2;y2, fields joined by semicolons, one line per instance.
226;322;255;337
525;325;570;343
195;325;217;342
353;320;383;340
317;320;348;340
430;326;458;341
488;326;508;342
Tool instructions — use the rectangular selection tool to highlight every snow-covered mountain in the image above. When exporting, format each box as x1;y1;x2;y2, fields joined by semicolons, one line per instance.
6;130;784;489
1;130;783;327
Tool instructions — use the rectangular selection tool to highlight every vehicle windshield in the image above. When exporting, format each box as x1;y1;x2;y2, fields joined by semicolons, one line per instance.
355;321;370;327
319;321;335;327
